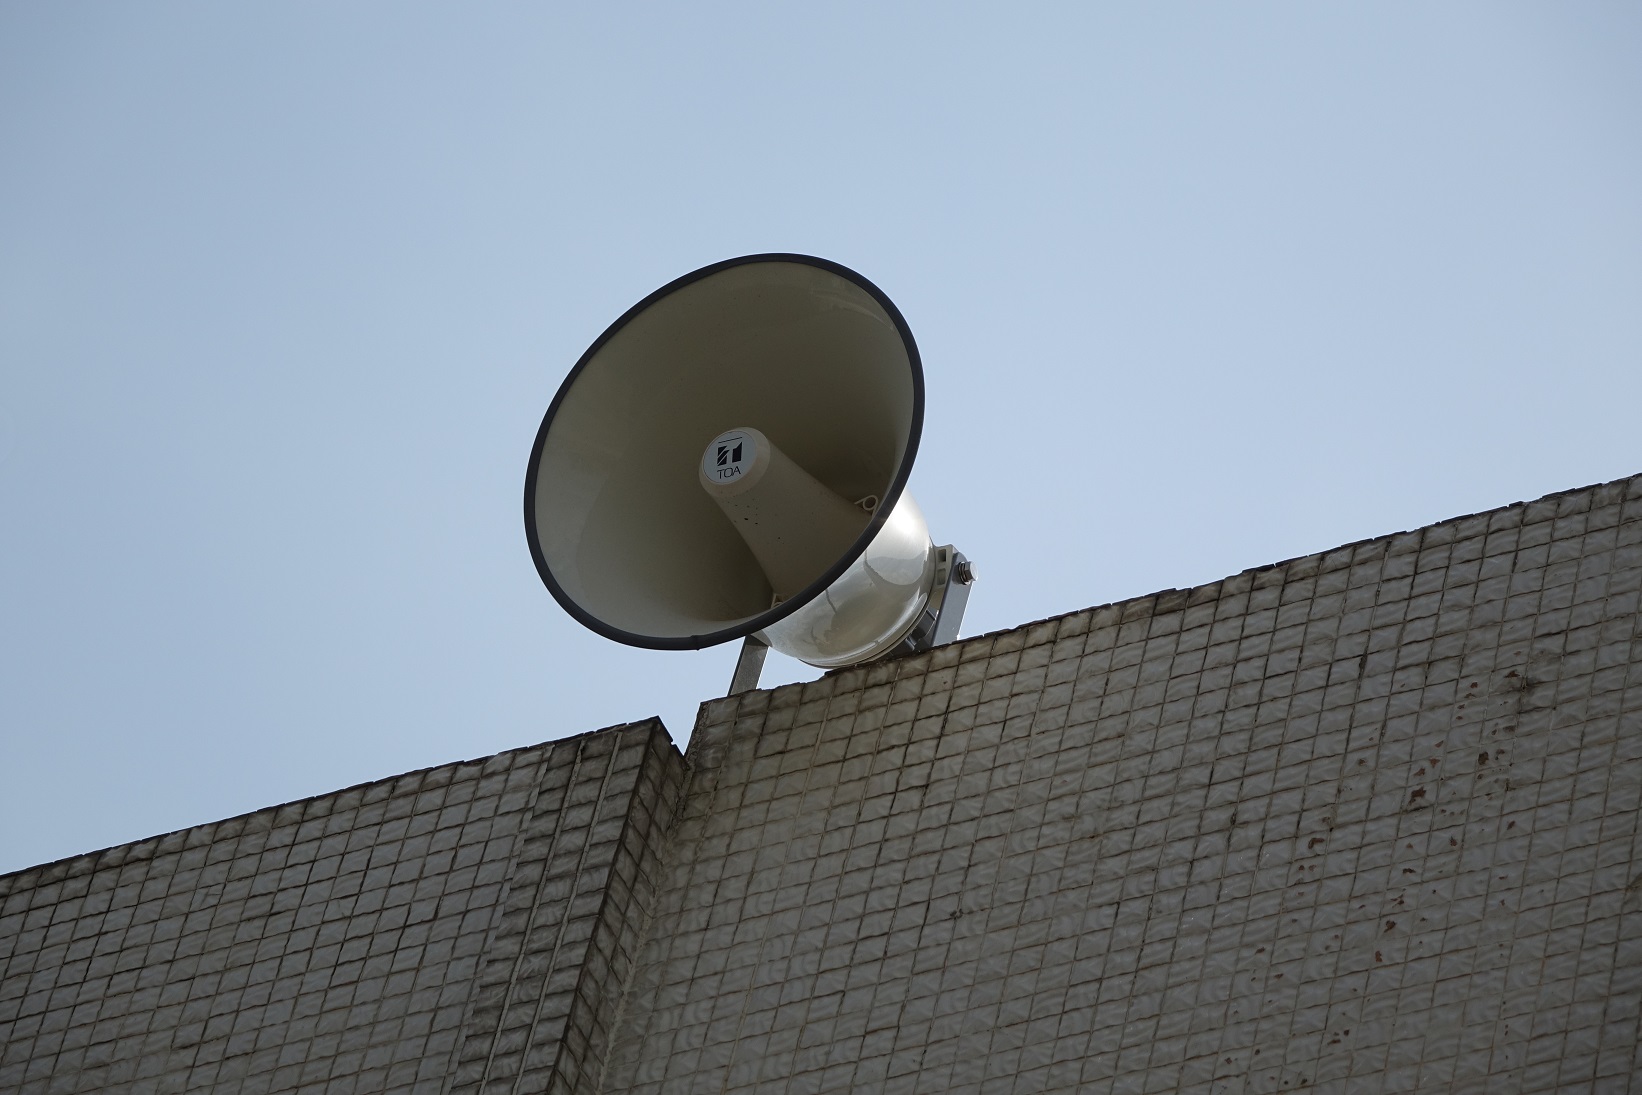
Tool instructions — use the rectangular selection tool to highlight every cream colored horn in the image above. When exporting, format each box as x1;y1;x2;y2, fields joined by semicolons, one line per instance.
523;254;972;676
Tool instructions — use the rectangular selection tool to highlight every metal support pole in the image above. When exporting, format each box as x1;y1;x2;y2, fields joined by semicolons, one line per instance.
727;634;769;696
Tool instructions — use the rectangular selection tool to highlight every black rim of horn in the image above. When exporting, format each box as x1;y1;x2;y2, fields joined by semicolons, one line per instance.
524;252;926;651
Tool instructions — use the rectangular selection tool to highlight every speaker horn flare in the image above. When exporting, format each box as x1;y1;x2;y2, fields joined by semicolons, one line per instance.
524;254;972;674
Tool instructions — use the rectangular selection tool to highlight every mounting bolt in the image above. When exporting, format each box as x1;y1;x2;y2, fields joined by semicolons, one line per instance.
953;559;976;585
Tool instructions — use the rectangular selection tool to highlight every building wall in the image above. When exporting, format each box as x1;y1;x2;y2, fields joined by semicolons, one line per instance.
0;721;685;1095
604;474;1642;1094
4;473;1642;1095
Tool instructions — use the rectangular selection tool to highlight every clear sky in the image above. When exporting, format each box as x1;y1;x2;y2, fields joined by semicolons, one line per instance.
2;4;1639;874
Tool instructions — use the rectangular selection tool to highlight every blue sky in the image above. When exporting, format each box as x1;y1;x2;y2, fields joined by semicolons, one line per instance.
2;3;1639;873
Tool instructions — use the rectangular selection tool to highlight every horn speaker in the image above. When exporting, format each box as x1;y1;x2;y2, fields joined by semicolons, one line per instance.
524;254;972;680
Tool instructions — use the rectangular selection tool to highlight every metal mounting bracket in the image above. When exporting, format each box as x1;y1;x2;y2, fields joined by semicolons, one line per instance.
890;545;976;658
727;634;769;696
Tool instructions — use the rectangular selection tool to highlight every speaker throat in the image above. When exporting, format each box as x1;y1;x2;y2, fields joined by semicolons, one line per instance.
698;427;868;601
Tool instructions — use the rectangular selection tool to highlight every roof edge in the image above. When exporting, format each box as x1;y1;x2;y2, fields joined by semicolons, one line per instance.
687;469;1642;738
1;717;676;890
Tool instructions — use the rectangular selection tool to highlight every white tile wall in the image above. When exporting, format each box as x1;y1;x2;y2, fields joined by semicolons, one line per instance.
603;475;1642;1095
4;475;1638;1095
